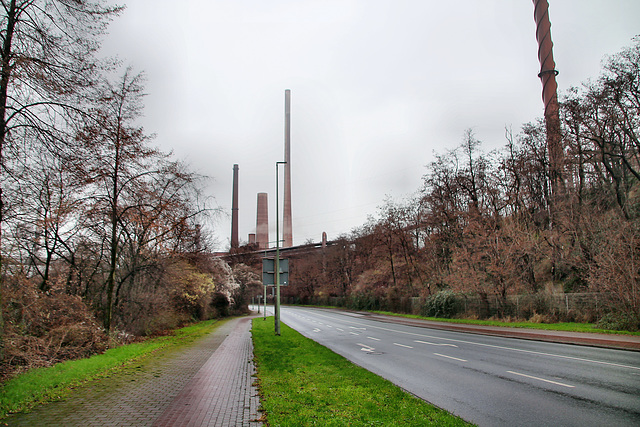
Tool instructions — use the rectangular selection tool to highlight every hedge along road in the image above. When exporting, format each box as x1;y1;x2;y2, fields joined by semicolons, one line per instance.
268;306;640;427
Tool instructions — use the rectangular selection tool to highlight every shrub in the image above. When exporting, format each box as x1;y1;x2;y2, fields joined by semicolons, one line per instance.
210;292;230;318
422;291;460;318
168;262;215;320
141;311;190;336
596;312;640;332
1;277;107;381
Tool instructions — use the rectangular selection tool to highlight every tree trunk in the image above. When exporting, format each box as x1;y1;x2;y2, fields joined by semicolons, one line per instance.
0;0;18;362
105;139;121;333
105;218;118;333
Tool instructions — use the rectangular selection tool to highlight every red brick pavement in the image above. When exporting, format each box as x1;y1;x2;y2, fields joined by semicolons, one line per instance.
153;316;262;427
4;315;263;426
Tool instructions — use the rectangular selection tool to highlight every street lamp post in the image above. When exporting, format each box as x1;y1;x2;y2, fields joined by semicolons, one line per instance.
263;282;267;320
262;248;267;320
275;161;287;335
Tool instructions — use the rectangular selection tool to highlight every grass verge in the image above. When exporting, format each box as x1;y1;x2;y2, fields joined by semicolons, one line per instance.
369;311;640;335
0;318;222;418
252;317;472;426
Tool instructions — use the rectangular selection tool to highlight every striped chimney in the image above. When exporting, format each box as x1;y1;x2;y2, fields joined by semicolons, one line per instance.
533;0;564;195
256;192;269;249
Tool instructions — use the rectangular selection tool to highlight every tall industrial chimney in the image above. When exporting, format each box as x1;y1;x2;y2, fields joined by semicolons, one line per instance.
283;89;293;247
256;192;269;249
231;164;239;249
533;0;564;196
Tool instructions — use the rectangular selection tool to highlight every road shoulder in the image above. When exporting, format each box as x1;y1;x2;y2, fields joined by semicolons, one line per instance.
325;308;640;351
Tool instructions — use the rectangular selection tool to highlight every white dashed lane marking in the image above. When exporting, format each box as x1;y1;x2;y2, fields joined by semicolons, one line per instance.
394;343;414;349
507;371;575;388
415;340;458;348
434;353;467;362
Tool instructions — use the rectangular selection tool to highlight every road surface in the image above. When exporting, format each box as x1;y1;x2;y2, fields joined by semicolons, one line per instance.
260;305;640;427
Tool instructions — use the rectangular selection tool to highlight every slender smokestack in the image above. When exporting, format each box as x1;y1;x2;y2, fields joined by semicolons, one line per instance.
248;233;256;245
283;89;293;247
256;192;269;249
533;0;564;196
231;164;239;249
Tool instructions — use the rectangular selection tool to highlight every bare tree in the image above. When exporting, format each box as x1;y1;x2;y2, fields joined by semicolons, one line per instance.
0;0;122;359
563;38;640;219
75;68;164;333
9;145;85;292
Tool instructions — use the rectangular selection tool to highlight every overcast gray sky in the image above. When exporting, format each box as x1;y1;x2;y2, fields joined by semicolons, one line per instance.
101;0;639;250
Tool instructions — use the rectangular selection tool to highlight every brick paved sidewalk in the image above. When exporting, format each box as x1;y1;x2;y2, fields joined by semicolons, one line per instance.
4;315;263;426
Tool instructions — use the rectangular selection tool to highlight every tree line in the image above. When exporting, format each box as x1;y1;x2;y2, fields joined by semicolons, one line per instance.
284;38;640;331
0;1;260;378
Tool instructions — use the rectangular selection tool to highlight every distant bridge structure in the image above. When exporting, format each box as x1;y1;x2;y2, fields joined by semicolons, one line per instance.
224;235;337;262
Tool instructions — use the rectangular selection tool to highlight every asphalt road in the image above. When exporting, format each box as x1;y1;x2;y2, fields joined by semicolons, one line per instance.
262;306;640;427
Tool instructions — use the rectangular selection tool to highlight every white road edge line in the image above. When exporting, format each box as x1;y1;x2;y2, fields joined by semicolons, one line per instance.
507;371;575;388
394;343;414;349
433;353;467;362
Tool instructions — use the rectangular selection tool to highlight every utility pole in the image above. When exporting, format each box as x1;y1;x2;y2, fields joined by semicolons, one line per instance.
274;161;287;335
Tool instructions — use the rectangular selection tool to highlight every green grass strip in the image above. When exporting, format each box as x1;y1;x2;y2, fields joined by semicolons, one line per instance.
252;318;472;426
0;318;221;418
369;311;640;335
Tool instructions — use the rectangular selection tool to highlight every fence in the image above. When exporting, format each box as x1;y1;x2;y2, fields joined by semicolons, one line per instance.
460;292;605;321
282;292;607;322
